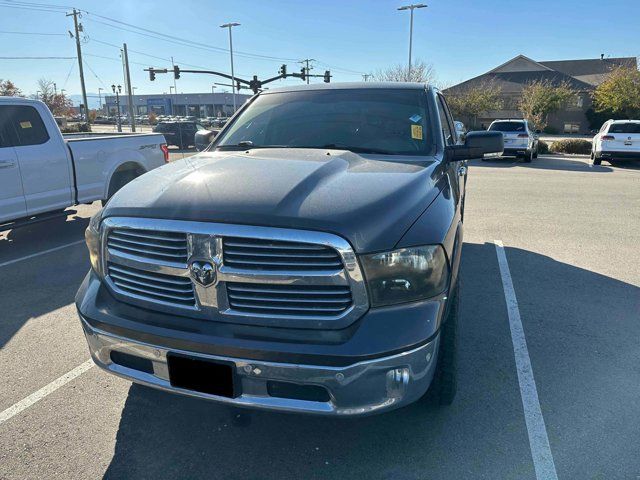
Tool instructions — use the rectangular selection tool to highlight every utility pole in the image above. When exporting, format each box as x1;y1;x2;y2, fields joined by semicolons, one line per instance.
220;22;240;112
300;58;316;84
67;8;90;127
123;43;136;132
397;4;427;80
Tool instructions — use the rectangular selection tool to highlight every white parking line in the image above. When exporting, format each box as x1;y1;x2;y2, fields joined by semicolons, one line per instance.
0;360;94;426
0;240;85;268
494;240;558;480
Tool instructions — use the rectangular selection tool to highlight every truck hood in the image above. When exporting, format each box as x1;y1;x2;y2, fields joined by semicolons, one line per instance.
104;149;445;253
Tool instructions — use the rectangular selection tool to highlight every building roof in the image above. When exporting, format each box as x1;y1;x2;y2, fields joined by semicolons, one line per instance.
445;55;638;93
446;68;593;94
540;57;637;78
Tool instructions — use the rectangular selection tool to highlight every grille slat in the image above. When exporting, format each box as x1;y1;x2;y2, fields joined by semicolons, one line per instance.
223;237;343;271
227;282;353;317
107;263;195;307
108;228;188;264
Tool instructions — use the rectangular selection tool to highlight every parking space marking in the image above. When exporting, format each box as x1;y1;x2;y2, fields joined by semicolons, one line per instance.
494;240;559;480
0;360;94;426
0;240;85;268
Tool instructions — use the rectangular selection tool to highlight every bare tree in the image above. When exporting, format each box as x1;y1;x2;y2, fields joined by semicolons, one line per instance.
0;79;22;96
32;78;74;117
374;60;436;83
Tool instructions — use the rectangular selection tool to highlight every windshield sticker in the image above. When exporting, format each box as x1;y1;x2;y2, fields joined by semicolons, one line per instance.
411;125;423;140
19;121;32;129
409;114;422;123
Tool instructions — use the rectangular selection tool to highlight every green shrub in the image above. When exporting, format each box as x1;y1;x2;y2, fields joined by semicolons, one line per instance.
537;140;549;154
542;125;559;134
549;139;592;155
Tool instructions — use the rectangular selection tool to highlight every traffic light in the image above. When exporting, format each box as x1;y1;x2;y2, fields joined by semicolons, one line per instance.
279;64;287;76
300;67;306;81
149;68;156;81
173;65;180;79
324;70;331;83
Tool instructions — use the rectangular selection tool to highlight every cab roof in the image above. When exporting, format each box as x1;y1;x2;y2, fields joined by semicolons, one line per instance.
265;82;431;94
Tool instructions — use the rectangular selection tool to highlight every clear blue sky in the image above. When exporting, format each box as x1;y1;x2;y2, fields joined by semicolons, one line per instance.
1;0;638;107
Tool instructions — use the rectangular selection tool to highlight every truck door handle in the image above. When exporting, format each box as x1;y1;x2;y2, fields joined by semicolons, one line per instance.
457;165;467;176
0;161;16;169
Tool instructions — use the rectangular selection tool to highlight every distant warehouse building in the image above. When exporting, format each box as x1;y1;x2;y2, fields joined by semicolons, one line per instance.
103;91;252;118
444;55;637;134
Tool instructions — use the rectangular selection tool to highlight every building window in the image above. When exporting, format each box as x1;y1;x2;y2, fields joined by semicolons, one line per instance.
564;123;580;134
576;96;584;108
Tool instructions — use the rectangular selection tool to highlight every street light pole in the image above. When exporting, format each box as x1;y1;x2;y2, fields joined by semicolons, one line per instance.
220;22;240;112
112;84;122;133
397;3;427;80
98;87;103;114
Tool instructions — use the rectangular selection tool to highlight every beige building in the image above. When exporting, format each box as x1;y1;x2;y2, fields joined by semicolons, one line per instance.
445;55;637;134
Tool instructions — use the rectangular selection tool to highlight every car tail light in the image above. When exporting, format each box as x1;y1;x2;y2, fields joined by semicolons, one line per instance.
601;135;615;141
517;134;529;138
160;143;169;162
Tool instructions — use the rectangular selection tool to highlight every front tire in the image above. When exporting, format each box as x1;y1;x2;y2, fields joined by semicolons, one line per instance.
523;150;533;163
428;280;459;405
591;151;602;166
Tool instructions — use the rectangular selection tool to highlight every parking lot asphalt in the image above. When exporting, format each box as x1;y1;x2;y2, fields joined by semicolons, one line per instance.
0;154;638;480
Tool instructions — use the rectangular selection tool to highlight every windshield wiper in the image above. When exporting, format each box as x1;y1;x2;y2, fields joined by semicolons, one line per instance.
319;144;394;155
216;141;292;150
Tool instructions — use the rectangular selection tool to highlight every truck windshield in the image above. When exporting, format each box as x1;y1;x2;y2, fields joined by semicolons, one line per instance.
215;88;432;156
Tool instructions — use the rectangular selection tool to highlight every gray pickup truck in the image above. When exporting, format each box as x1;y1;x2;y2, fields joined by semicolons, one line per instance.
76;83;502;416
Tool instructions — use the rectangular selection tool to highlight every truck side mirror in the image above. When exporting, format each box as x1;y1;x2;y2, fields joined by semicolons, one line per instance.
445;131;504;161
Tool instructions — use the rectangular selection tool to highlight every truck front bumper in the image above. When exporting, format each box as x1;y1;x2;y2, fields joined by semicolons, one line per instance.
80;314;439;416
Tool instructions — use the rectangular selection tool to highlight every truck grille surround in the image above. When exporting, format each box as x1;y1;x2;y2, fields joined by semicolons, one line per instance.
101;218;368;328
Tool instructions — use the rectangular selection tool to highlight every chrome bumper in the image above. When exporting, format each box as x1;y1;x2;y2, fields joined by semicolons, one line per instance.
80;316;439;416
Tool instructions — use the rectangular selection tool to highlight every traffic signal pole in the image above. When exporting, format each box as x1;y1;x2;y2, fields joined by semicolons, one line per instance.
145;64;331;95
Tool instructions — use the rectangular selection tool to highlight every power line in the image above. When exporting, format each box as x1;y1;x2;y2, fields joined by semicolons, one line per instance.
0;56;76;59
0;30;66;36
83;58;108;89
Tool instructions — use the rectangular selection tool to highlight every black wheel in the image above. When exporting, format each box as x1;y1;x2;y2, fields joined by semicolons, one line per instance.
427;279;459;406
533;147;538;158
101;169;139;206
523;150;533;163
591;151;602;166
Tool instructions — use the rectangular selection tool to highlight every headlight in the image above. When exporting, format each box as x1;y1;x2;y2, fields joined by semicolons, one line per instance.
360;245;449;307
85;211;103;277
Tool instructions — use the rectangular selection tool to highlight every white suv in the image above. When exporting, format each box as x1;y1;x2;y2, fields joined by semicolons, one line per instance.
592;120;640;165
487;119;539;162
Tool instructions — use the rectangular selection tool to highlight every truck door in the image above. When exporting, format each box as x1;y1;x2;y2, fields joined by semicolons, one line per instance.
0;106;27;223
8;104;73;215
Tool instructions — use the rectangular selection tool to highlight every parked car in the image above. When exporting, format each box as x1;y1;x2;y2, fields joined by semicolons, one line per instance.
194;128;220;151
77;83;502;416
153;121;206;149
591;119;640;165
487;119;538;162
0;97;168;229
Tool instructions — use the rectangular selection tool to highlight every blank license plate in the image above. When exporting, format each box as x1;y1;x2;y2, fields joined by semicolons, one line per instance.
167;353;238;398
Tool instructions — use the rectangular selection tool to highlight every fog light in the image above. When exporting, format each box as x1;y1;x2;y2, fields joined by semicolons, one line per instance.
386;367;410;398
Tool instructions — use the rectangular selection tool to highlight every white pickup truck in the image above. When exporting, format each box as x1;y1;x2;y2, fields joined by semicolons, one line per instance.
0;97;169;229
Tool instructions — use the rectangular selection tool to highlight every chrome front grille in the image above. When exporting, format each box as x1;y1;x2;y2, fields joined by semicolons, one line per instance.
107;263;195;306
107;228;188;264
101;218;368;328
223;237;343;271
227;283;352;317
